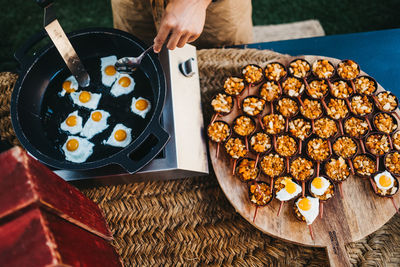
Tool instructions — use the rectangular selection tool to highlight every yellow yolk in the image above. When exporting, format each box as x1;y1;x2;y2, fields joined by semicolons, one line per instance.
114;129;127;142
284;179;297;194
65;115;77;127
312;177;324;189
379;175;392;188
105;65;116;76
62;81;75;93
298;198;311;211
79;91;91;103
91;111;102;122
118;76;131;87
66;139;79;152
135;99;149;111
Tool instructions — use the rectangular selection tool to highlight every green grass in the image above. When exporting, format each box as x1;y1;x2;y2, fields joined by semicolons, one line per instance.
1;0;399;71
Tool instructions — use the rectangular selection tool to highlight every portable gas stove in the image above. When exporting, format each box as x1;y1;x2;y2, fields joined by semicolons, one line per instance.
55;44;209;185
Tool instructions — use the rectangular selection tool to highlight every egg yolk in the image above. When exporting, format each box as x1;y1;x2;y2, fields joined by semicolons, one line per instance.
66;115;77;127
312;177;324;189
379;175;392;188
62;81;75;93
118;76;131;87
298;198;311;211
91;111;102;122
66;139;79;152
114;129;127;142
79;91;91;103
135;99;149;111
284;179;297;194
105;65;116;76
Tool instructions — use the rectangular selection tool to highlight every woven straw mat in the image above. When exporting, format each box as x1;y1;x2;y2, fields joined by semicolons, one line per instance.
1;49;400;266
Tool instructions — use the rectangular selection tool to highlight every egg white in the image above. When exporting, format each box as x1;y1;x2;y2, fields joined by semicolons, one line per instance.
110;74;135;97
81;110;110;139
59;75;79;96
100;55;119;87
131;97;151;118
104;124;132;147
310;176;331;196
296;196;319;225
374;171;395;190
60;111;83;135
62;136;94;163
276;178;302;201
70;91;102;110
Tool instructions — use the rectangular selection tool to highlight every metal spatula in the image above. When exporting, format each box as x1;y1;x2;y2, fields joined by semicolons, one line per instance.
36;0;90;87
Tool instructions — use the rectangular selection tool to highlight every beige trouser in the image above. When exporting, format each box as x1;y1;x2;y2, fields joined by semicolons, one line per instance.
111;0;253;48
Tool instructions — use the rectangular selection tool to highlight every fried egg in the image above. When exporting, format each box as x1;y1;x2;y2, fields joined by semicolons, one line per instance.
62;136;94;163
296;196;319;225
374;171;395;190
276;177;302;201
100;55;119;87
70;91;101;110
81;110;110;139
110;74;135;97
310;176;331;196
60;75;79;96
60;111;83;135
131;97;151;118
104;124;132;147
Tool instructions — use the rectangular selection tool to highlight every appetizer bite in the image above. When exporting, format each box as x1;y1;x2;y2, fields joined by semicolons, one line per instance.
365;133;390;170
353;154;376;178
242;96;266;127
260;153;285;186
250;132;272;164
224;76;245;109
349;95;374;130
330;80;353;99
312;59;335;79
293;196;319;240
337;59;360;80
354;76;377;96
300;99;323;132
309;176;335;218
314;117;338;153
385;151;400;176
344;116;369;153
372;171;399;213
307;79;329;101
207;121;231;157
326;98;349;134
374;91;400;120
288;59;311;79
274;176;302;216
333;136;358;174
282;77;305;104
289;118;312;154
225;137;248;174
325;156;350;197
249;182;274;222
210;93;234;123
262;114;285;135
290;157;314;196
373;112;398;135
306;137;330;176
242;64;264;94
275;134;298;171
264;62;287;82
276;97;299;131
235;158;260;182
233;115;256;149
259;80;281;113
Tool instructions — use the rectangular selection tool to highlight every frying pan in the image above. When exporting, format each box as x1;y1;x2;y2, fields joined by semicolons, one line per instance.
11;28;170;173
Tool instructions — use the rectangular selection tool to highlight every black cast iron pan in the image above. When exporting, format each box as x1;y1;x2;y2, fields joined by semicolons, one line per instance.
11;27;170;173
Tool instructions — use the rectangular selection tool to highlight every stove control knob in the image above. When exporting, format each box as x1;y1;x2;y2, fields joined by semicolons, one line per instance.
179;58;196;77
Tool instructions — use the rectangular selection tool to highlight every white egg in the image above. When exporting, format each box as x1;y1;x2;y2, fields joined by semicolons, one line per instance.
110;74;135;97
60;75;79;96
310;176;331;196
60;111;83;135
70;91;102;110
296;196;319;225
62;136;94;163
276;177;302;201
104;124;132;147
81;110;110;139
100;55;119;87
131;97;151;118
374;171;395;190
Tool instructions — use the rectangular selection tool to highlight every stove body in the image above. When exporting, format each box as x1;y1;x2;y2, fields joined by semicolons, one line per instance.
55;45;209;186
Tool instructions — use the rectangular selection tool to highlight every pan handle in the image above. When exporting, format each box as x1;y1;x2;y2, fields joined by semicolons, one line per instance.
14;30;48;69
116;122;170;174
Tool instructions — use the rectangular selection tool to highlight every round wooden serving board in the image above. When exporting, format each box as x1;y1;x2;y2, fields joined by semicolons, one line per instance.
209;55;400;267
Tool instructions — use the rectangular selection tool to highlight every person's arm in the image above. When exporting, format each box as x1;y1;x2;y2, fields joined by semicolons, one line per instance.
153;0;212;53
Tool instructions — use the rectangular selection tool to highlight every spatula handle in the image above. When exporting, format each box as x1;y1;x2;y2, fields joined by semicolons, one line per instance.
36;0;53;8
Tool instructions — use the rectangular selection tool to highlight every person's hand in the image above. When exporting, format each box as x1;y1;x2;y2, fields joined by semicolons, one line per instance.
153;0;212;53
